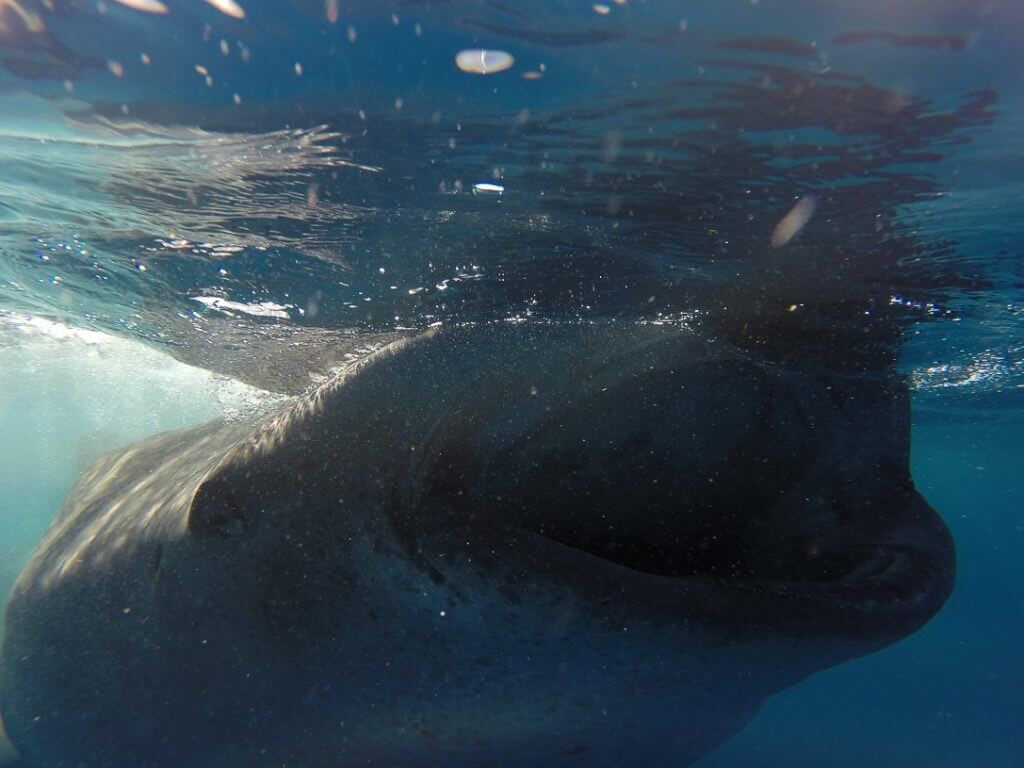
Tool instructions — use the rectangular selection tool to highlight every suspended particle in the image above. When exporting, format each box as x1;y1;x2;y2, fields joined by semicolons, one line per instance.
112;0;168;13
771;195;819;248
203;0;245;19
472;182;505;197
455;49;514;75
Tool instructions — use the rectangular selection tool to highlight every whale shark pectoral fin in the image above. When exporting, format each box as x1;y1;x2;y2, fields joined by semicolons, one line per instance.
0;710;20;763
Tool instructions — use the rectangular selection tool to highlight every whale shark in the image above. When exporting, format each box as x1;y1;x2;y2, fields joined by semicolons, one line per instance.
0;322;954;767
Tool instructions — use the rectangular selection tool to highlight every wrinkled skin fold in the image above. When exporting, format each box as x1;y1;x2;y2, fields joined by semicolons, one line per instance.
0;323;954;767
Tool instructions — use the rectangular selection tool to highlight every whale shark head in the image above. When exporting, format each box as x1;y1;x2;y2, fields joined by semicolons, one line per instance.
1;323;954;768
403;325;953;639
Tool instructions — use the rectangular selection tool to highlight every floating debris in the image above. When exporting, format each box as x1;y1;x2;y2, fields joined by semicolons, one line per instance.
455;49;514;75
771;194;819;248
190;296;292;319
157;238;192;250
112;0;168;13
0;0;45;34
472;182;505;197
203;0;245;19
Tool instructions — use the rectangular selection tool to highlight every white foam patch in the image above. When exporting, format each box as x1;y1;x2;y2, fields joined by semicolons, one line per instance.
0;312;289;422
0;312;290;594
911;348;1024;395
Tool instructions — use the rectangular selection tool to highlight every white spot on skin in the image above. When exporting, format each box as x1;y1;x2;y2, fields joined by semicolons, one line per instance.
771;195;819;248
455;49;514;75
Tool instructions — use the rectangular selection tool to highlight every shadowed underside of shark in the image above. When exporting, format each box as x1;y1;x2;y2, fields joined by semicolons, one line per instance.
0;322;954;768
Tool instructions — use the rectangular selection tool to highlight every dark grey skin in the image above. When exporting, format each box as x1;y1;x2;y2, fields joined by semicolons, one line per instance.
0;322;954;768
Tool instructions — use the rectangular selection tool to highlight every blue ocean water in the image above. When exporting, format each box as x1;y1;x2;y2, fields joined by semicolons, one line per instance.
0;0;1021;765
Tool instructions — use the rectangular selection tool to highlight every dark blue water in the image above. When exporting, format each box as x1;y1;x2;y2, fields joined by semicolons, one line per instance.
1;0;1021;765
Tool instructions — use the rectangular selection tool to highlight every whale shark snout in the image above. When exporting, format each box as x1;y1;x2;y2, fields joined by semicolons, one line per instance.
0;323;953;767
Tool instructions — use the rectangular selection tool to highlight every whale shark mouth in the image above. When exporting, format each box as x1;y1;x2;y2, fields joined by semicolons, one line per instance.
547;531;890;584
429;455;954;628
513;500;954;624
539;528;934;601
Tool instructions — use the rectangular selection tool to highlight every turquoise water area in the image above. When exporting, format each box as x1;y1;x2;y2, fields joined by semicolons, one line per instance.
0;318;286;612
